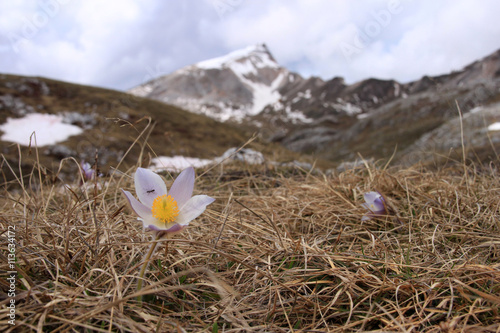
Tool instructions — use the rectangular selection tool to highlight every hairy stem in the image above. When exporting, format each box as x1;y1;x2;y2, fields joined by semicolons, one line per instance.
136;234;160;302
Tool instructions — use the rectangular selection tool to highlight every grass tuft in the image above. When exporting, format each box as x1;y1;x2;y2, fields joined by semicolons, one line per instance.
1;147;499;332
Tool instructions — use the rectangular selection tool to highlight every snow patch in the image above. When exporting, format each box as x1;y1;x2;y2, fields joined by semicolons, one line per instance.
229;59;259;76
323;102;362;115
151;148;267;172
287;107;312;123
470;106;483;114
249;71;286;115
269;101;312;124
292;90;312;103
196;44;278;71
128;84;153;97
0;113;83;146
151;156;213;172
488;122;500;131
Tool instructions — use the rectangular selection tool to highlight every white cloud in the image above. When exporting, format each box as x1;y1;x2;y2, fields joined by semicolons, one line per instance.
0;0;499;89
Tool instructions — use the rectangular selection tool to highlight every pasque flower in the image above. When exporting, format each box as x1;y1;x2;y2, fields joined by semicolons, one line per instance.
361;191;387;221
122;166;214;302
121;167;215;236
81;161;95;181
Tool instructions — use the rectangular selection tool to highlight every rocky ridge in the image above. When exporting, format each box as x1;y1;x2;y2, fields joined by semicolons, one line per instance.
129;45;500;164
129;44;297;122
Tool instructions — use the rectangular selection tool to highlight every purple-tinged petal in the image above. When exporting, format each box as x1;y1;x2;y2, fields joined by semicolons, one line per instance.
361;203;371;210
176;195;215;226
144;219;169;231
148;225;187;238
146;224;162;231
363;202;386;215
134;167;167;207
144;221;186;236
372;198;386;213
164;224;185;234
121;189;153;220
140;216;157;228
141;216;179;231
81;161;95;180
361;191;387;221
169;167;195;209
364;191;380;203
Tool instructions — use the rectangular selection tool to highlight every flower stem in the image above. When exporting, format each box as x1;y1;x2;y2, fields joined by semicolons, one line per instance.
136;234;160;303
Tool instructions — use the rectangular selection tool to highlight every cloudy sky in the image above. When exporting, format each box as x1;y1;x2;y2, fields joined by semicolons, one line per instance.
0;0;499;91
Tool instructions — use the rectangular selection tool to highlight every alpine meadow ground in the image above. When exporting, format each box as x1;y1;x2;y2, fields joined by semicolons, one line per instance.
1;140;500;332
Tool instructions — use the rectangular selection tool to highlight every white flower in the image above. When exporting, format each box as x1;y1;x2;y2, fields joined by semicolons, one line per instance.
121;167;214;236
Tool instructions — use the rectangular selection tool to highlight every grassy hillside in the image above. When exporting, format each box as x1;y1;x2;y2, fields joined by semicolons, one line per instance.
273;79;500;168
0;147;499;331
1;74;499;331
0;74;282;182
342;84;500;164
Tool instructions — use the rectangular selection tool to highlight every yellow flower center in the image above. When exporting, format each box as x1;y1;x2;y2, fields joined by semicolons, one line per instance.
151;195;179;223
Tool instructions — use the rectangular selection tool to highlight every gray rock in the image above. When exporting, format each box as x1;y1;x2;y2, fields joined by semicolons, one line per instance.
217;147;265;165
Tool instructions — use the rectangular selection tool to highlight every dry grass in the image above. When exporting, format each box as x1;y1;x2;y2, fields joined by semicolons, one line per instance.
1;150;500;332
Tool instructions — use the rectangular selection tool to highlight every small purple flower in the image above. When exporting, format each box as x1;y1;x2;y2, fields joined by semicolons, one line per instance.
121;167;215;237
361;191;387;221
81;161;95;181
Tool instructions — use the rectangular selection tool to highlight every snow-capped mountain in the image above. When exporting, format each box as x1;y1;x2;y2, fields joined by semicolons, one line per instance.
128;44;410;126
128;45;500;164
1;47;499;174
129;44;300;122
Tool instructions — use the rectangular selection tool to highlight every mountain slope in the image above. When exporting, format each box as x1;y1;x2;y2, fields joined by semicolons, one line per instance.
0;74;254;180
128;44;411;128
128;45;500;166
278;49;500;164
129;44;298;122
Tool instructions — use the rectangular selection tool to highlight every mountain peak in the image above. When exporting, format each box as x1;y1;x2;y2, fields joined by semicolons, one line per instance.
194;43;279;73
129;44;297;122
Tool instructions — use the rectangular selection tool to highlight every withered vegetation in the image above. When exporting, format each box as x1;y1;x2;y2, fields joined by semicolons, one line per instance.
1;145;499;332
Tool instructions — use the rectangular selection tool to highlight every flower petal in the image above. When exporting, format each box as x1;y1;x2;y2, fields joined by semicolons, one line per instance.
140;214;168;229
176;195;215;226
142;218;187;236
148;223;185;233
169;167;195;209
361;203;371;210
134;167;167;207
372;198;386;213
121;189;153;220
363;191;381;203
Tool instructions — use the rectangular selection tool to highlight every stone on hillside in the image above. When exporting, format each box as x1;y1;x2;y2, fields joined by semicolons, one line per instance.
217;147;265;165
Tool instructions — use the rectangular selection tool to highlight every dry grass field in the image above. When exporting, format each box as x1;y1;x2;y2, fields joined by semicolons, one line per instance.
1;142;499;332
